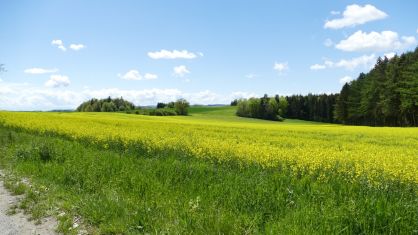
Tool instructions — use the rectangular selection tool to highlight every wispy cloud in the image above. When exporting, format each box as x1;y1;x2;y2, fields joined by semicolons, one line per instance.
173;65;190;77
24;68;58;74
325;4;387;29
310;64;326;70
69;44;86;51
118;70;157;81
51;39;66;51
118;70;142;80
273;62;288;74
51;40;85;51
144;73;158;80
324;38;334;47
148;50;200;59
45;74;70;88
245;74;259;79
310;54;377;70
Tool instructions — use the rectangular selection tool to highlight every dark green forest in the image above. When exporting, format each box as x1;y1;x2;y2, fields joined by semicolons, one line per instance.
233;94;337;123
285;94;338;123
335;48;418;126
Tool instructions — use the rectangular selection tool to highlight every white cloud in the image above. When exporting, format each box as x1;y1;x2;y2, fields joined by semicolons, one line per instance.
273;62;288;74
310;64;326;70
330;11;340;15
339;76;354;84
69;44;85;51
144;73;158;80
51;40;85;51
334;54;377;70
245;74;259;79
24;68;58;74
148;50;199;59
324;4;387;29
311;54;377;70
0;82;247;110
45;75;70;88
335;30;417;52
324;38;334;47
173;65;190;77
118;70;142;80
51;39;66;51
187;90;221;104
230;91;258;100
384;52;396;59
118;70;158;81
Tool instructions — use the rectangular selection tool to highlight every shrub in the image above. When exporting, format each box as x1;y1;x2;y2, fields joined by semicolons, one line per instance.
149;109;177;116
38;144;53;162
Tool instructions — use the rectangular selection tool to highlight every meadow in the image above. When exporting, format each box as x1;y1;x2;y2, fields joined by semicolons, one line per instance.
0;106;417;234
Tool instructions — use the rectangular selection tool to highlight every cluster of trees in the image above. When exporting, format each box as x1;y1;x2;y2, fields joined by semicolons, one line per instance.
156;102;174;109
235;95;288;121
156;99;190;115
76;97;135;112
335;48;418;126
284;94;338;123
77;97;191;116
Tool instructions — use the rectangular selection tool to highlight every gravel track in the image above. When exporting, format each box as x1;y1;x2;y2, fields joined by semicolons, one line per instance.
0;170;57;235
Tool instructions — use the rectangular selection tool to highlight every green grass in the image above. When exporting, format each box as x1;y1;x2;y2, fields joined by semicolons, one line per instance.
189;105;331;125
0;125;417;234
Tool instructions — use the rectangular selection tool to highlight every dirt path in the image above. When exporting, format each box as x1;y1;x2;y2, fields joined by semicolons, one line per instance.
0;171;57;235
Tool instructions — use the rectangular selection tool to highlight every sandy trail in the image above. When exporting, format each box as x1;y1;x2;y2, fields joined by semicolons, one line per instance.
0;170;57;235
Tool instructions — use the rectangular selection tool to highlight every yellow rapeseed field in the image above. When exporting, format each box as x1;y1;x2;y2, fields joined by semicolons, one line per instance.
0;111;417;184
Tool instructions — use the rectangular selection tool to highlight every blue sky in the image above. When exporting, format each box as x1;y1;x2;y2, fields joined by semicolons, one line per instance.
1;0;417;110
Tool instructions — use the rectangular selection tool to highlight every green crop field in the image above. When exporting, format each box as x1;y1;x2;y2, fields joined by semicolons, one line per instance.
0;107;417;234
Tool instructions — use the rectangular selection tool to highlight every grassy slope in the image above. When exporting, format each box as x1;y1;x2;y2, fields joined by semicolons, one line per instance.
188;105;324;124
0;107;417;234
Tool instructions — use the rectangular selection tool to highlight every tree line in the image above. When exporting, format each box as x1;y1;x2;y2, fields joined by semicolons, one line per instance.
335;48;418;126
233;94;337;122
76;97;190;116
